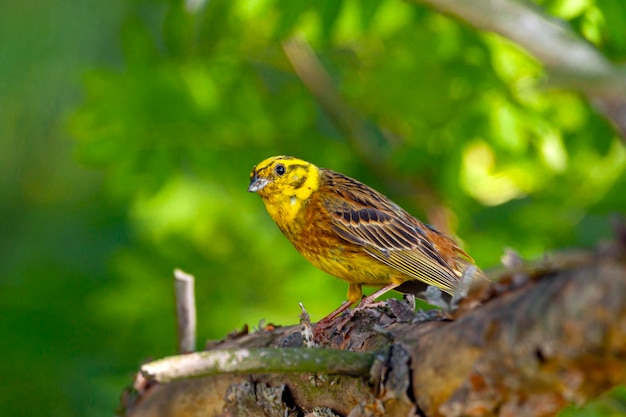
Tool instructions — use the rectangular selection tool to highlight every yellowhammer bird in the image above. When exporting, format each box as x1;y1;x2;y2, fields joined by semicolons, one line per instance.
248;155;485;321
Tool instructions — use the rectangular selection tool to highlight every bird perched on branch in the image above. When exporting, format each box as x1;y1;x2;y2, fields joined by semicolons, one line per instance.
248;155;486;321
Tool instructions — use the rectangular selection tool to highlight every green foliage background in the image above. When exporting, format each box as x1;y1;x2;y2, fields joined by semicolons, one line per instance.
1;0;625;415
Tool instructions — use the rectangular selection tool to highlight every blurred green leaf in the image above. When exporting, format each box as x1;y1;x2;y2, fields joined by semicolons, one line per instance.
597;0;626;56
314;0;343;42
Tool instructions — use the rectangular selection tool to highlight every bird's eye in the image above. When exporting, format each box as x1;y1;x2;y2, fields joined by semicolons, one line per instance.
275;164;286;176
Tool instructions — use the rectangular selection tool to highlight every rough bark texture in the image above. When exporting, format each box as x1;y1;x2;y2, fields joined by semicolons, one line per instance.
120;241;626;417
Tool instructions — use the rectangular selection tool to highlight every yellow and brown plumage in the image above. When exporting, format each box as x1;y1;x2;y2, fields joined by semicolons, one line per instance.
248;155;483;319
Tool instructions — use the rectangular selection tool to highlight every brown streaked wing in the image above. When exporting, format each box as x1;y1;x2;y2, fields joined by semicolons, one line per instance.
320;170;460;292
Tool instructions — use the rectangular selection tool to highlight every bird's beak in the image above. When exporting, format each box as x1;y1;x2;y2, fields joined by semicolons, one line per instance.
248;174;269;193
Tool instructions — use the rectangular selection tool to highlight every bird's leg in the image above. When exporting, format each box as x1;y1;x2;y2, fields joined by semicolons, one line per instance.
321;300;354;322
318;282;400;325
322;283;363;321
314;284;362;339
312;300;353;341
355;282;401;310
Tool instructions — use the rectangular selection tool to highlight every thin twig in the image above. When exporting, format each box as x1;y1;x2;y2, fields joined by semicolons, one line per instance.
141;348;377;383
174;269;197;354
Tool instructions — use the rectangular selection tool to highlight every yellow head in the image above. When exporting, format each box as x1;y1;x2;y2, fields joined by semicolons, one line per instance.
248;156;321;228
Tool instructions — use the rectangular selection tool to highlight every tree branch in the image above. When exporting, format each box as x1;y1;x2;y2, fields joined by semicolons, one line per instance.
408;252;626;416
410;0;626;139
141;348;376;383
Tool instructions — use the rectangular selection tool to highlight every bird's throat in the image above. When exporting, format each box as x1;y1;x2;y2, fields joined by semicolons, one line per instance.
264;193;306;237
261;164;321;238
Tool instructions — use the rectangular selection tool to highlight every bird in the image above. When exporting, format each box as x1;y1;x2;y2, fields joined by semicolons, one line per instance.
248;155;485;321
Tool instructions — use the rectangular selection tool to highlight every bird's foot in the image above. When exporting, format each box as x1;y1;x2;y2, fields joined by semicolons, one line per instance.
312;300;353;342
352;298;387;314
